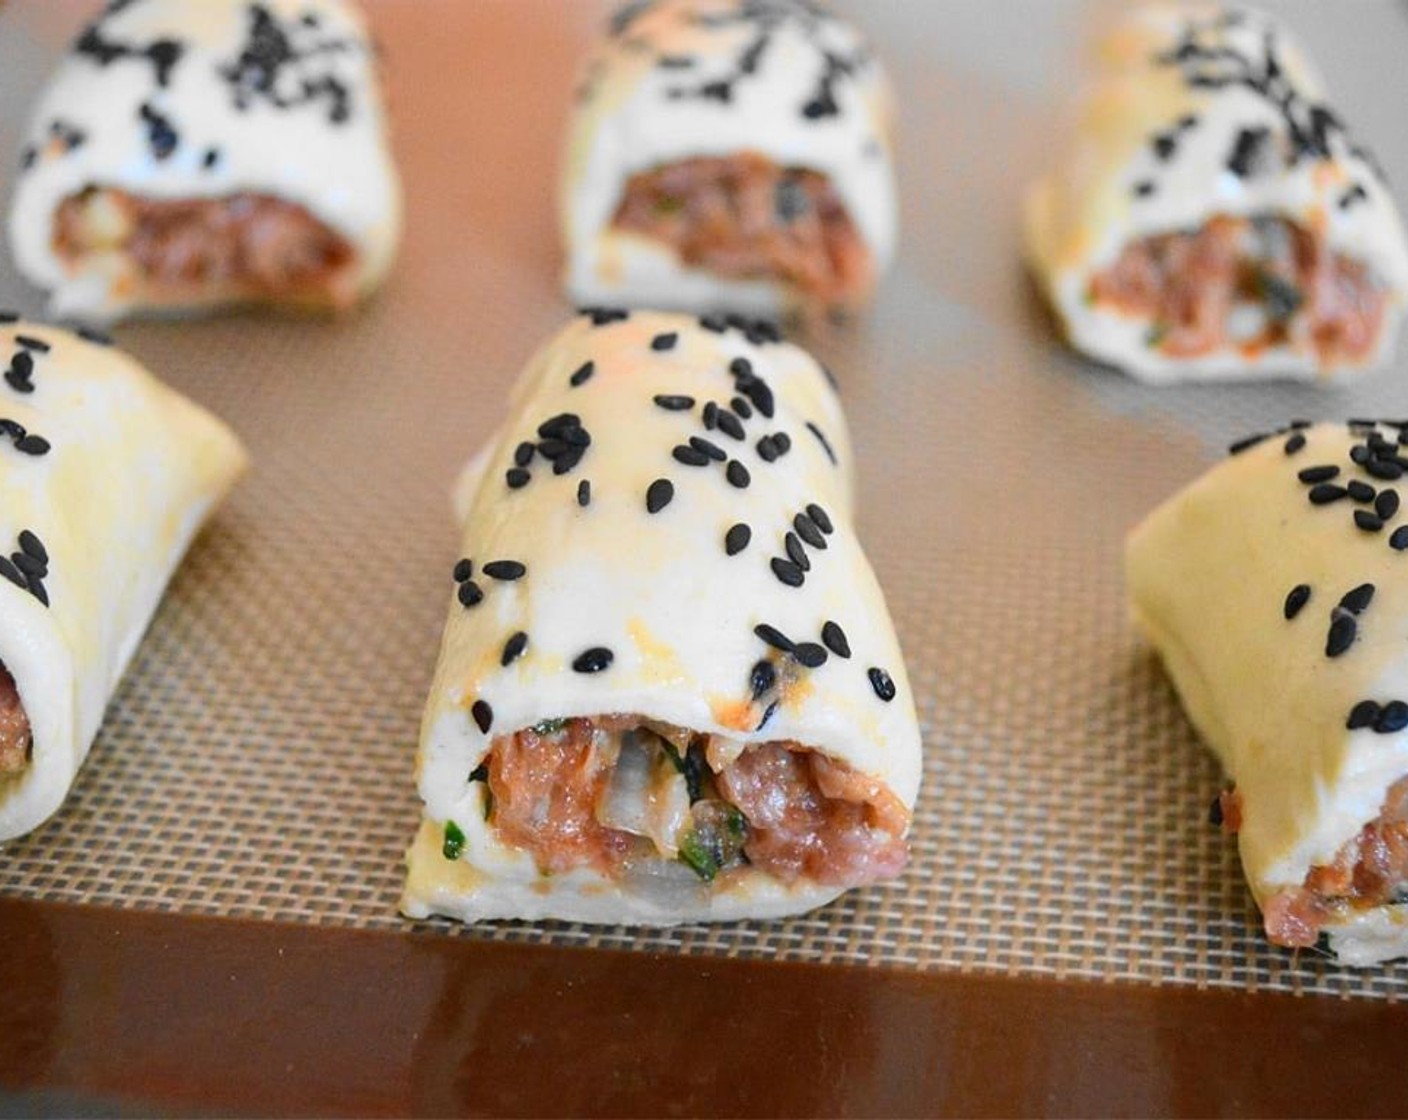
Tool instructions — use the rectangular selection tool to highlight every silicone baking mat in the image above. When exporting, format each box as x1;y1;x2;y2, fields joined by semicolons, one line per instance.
4;0;1408;1001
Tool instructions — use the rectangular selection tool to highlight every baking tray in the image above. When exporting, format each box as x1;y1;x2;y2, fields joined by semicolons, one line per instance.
2;1;1408;1114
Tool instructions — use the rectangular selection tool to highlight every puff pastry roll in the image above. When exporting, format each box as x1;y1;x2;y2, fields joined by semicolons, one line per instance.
0;319;246;841
562;0;897;318
403;310;920;925
1128;421;1408;964
1025;5;1408;383
9;0;401;322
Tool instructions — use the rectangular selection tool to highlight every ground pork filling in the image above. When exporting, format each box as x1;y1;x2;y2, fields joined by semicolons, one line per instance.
1088;214;1388;366
1239;777;1408;947
482;716;909;888
53;187;357;307
611;152;873;308
0;663;32;776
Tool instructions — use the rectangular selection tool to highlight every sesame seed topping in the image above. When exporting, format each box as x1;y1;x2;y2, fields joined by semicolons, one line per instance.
18;531;46;564
794;513;827;550
731;396;753;419
699;315;726;333
651;332;678;351
457;580;484;608
690;436;726;462
514;441;535;467
726;460;751;488
868;667;896;702
646;478;674;514
506;467;531;489
1283;432;1306;455
1347;480;1376;503
570;360;595;387
757;436;779;463
1393;526;1408;551
750;659;776;699
552;449;584;475
654;394;695;411
583;307;629;326
1348;700;1381;730
805;421;838;465
573;647;614;673
471;699;494;734
0;557;23;590
743;379;775;419
1297;465;1339;484
754;623;794;652
1133;180;1155;198
725;523;752;556
1326;614;1357;657
1378;490;1401;520
14;335;49;353
1355;510;1384;533
577;479;591;507
822;620;851;658
1340;583;1375;614
716;411;746;442
1351;445;1371;465
729;357;753;380
14;435;49;456
1228;432;1270;455
771;557;805;587
784;532;810;571
773;432;792;454
1284;584;1311;619
806;504;834;534
453;558;473;583
1367;459;1404;481
483;560;526;581
1376;701;1408;734
537;413;581;439
703;402;719;430
1308;484;1347;505
11;553;43;577
673;445;710;467
502;631;529;666
793;642;827;668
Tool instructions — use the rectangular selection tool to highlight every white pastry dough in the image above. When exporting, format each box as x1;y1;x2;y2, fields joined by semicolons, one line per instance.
403;310;920;926
9;0;401;322
0;319;247;841
562;0;896;317
1025;4;1408;383
1128;421;1408;964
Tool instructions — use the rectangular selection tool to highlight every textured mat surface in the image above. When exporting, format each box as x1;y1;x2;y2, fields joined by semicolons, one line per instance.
4;0;1408;1000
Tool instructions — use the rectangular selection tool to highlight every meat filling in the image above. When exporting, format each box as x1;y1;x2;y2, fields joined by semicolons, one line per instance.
1254;776;1408;947
53;187;357;307
0;664;32;776
483;716;909;887
611;152;873;308
1088;214;1388;365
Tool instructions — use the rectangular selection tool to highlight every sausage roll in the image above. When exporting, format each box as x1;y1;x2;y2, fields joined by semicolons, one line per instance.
402;310;920;925
1129;421;1408;964
1025;5;1408;383
562;0;897;319
9;0;401;323
0;318;247;842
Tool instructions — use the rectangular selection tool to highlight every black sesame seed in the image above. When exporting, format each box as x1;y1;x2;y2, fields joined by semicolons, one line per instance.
506;467;531;489
1392;526;1408;551
702;402;720;431
1297;465;1339;484
471;699;494;734
726;460;751;488
457;580;484;608
1347;480;1377;503
501;630;529;666
806;421;838;465
750;659;777;699
773;432;791;454
577;479;591;507
690;436;726;462
673;444;710;467
784;532;810;571
569;360;595;387
535;439;570;459
1348;699;1381;730
822;620;851;659
1132;180;1155;198
553;448;584;475
0;556;23;589
745;379;775;419
756;436;779;463
1376;701;1408;734
514;441;535;467
10;350;34;381
1351;445;1371;465
537;412;581;439
1283;432;1306;455
1378;490;1401;520
563;429;595;449
699;315;726;333
202;147;219;169
583;307;629;326
14;335;49;353
731;396;753;419
453;558;473;583
646;478;674;514
1355;510;1384;533
18;531;46;564
1340;583;1375;614
868;667;896;702
716;410;746;442
1228;432;1270;455
729;357;754;381
572;646;614;673
793;642;828;668
483;560;526;581
654;394;695;411
1326;613;1357;657
807;504;834;534
771;557;805;587
1308;484;1347;505
651;332;678;352
757;700;779;730
10;552;43;577
1367;459;1404;481
754;623;793;652
794;513;827;550
14;435;49;456
725;523;752;556
1284;584;1311;619
76;328;111;349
